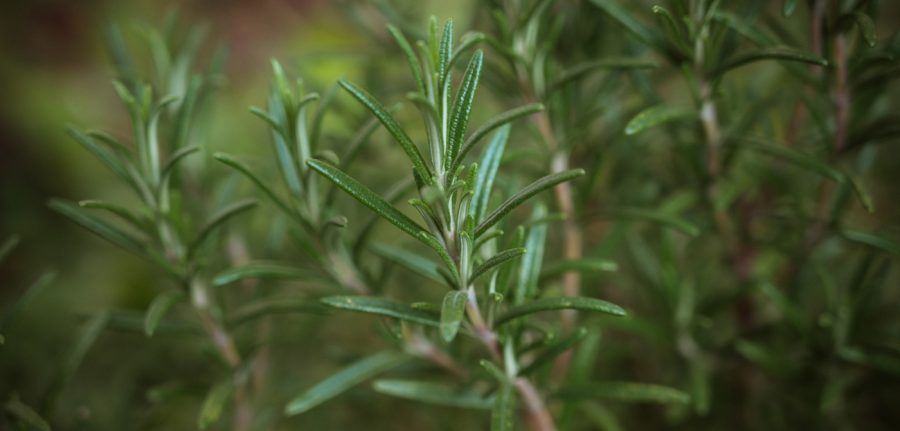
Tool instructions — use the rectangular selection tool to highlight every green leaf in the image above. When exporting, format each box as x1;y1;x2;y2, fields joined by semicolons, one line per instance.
476;169;585;236
782;0;797;17
213;153;294;216
0;234;20;263
338;79;431;180
388;25;426;95
557;382;690;404
438;19;453;86
624;105;695;135
0;271;56;344
714;47;828;77
540;259;618;282
549;58;656;93
212;261;312;287
371;242;443;283
144;290;186;336
472;248;527;282
712;12;778;47
160;145;201;182
515;205;548;303
3;397;50;431
308;159;428;241
839;346;900;377
440;290;468;342
848;12;877;47
842;229;900;256
197;381;232;430
847;175;875;213
608;207;700;237
227;296;325;329
519;327;589;376
372;379;493;409
321;296;440;327
745;140;845;183
49;199;152;262
491;383;516;431
456;104;542;171
285;351;409;415
45;312;109;413
79;200;148;231
495;296;626;326
447;50;484;165
589;0;657;46
66;127;131;184
188;199;258;256
470;125;509;223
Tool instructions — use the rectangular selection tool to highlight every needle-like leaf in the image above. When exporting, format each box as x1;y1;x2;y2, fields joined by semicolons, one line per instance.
321;296;441;327
556;382;690;404
624;105;696;135
372;379;493;409
285;351;409;415
447;50;483;165
440;290;468;342
476;169;584;236
495;296;626;326
338;79;431;180
308;159;428;242
144;290;186;336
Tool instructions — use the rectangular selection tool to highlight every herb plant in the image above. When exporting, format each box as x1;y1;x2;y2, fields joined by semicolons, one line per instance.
3;1;899;430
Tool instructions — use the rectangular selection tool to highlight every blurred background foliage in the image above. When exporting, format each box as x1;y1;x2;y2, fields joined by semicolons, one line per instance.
1;0;899;430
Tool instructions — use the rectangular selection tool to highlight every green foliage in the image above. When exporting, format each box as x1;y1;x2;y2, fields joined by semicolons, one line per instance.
7;1;900;430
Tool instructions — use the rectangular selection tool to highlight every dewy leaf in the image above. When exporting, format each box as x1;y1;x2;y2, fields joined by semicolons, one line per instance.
472;248;527;282
470;125;509;223
371;243;443;283
491;383;516;431
495;296;626;326
456;104;542;170
285;351;409;415
212;261;313;286
308;159;428;241
144;290;186;336
745;139;845;183
713;46;828;77
321;296;440;327
476;169;585;236
338;79;431;180
188;199;258;256
557;382;690;404
447;50;483;165
624;105;696;135
197;381;232;430
842;229;900;256
519;327;588;376
3;397;51;431
440;290;468;342
608;207;700;237
372;379;493;409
